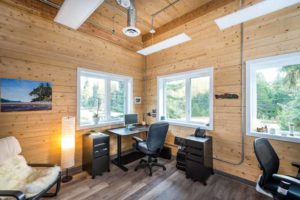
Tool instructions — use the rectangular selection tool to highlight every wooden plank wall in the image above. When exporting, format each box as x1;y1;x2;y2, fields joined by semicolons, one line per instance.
0;0;299;183
0;1;145;167
145;0;300;182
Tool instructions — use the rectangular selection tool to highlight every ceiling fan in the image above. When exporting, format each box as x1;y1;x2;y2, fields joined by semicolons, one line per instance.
54;0;141;37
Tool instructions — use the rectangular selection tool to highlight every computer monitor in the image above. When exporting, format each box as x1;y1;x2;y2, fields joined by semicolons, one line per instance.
124;114;138;125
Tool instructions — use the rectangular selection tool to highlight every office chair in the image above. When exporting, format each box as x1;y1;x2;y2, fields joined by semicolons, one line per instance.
253;138;300;200
133;122;169;176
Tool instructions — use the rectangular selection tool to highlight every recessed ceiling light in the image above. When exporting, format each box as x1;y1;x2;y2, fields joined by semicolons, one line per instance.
215;0;300;30
137;33;191;56
54;0;104;30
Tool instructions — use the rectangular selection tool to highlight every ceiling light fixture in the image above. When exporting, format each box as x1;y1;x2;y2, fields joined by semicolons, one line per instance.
149;16;156;34
54;0;104;29
116;0;131;9
117;0;141;37
137;33;191;56
215;0;300;30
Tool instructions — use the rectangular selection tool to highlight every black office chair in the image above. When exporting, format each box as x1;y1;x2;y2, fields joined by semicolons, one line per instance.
133;122;169;176
253;138;300;200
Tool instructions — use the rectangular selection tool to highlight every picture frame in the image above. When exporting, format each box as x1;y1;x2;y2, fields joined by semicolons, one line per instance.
0;78;52;112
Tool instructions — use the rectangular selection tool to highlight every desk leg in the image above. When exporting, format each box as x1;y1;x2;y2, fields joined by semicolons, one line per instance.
117;135;122;164
112;135;128;172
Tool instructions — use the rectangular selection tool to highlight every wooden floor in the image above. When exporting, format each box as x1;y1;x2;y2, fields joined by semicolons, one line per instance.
52;159;269;200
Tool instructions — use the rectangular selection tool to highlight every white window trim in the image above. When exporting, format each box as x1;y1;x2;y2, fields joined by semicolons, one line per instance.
246;51;300;143
157;67;214;130
77;67;133;129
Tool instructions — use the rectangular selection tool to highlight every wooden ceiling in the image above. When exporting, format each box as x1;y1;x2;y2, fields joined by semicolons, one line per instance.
3;0;234;51
51;0;212;34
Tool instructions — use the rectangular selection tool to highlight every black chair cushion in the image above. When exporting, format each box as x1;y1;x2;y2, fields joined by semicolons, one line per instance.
136;141;155;155
263;178;300;200
135;122;169;158
254;138;279;185
146;122;169;152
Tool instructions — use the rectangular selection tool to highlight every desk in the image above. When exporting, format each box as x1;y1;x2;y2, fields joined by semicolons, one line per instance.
107;125;149;171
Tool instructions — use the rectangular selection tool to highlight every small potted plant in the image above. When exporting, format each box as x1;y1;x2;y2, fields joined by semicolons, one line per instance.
93;98;101;124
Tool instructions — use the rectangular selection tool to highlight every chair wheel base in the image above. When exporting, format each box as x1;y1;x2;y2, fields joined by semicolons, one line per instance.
135;157;166;176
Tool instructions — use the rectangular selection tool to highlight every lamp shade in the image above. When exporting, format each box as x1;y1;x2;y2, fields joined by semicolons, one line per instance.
61;116;75;169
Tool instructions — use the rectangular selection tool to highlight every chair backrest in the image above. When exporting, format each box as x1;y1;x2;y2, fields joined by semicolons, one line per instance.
146;122;169;153
253;138;279;185
0;136;22;165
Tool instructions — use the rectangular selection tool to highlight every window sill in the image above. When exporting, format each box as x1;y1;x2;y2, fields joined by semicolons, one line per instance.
160;120;213;130
247;131;300;144
77;120;124;130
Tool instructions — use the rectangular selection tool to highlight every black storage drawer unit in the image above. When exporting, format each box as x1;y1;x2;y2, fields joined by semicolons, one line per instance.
175;135;213;185
83;132;110;179
94;144;108;158
176;149;186;171
186;153;203;164
186;146;203;156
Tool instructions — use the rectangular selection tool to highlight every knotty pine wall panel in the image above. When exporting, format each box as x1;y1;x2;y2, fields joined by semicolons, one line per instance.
144;0;300;182
0;1;145;167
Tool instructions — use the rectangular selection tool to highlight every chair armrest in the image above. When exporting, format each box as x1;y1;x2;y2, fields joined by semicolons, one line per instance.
132;136;143;142
28;163;56;167
292;162;300;169
273;174;300;187
0;190;26;200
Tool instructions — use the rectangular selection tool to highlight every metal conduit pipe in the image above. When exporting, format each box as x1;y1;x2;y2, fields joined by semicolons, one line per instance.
39;0;60;9
213;0;245;165
151;0;180;17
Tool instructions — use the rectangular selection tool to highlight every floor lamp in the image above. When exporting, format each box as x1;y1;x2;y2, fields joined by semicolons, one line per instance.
61;116;75;183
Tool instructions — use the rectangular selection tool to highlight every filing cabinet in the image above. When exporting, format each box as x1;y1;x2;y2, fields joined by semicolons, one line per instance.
185;136;213;185
175;135;213;185
83;132;110;179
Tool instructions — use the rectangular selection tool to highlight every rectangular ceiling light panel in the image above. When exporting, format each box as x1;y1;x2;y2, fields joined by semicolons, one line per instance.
54;0;104;29
137;33;191;56
215;0;300;30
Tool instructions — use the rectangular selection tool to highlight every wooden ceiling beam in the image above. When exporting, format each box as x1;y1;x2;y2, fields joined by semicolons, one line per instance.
142;0;235;43
79;22;143;51
3;0;143;52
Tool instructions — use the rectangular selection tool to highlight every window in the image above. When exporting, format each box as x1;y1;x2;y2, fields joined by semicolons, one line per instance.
157;68;214;129
77;68;132;128
246;52;300;143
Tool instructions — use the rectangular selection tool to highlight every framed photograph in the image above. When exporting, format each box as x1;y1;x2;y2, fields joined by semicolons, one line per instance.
0;78;52;112
134;96;142;104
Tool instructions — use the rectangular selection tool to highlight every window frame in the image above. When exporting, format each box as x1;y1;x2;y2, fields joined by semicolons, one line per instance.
246;52;300;143
77;67;133;129
157;67;214;130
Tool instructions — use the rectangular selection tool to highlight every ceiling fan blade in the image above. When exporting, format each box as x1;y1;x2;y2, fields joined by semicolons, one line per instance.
54;0;104;30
